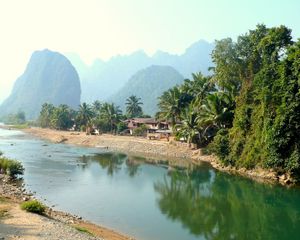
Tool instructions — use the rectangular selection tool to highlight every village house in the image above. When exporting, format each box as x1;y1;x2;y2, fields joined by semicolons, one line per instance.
125;118;171;140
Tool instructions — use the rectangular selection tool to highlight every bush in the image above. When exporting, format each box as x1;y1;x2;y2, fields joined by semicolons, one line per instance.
117;122;128;134
133;124;148;136
21;200;45;214
212;129;231;165
0;157;24;178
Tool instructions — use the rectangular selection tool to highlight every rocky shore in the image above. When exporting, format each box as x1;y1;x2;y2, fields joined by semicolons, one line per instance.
0;174;132;240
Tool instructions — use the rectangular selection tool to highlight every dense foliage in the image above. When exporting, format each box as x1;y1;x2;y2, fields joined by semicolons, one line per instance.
157;25;300;177
38;96;146;134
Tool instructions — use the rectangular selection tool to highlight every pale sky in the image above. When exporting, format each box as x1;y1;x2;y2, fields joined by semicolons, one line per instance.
0;0;299;103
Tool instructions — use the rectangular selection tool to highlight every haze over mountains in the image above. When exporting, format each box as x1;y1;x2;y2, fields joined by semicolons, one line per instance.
66;40;214;103
110;65;184;115
0;39;213;119
0;50;81;119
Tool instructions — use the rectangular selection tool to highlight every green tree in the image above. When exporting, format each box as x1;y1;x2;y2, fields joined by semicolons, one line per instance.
50;104;73;130
157;86;191;126
78;102;94;131
100;103;122;133
39;103;55;128
125;95;143;118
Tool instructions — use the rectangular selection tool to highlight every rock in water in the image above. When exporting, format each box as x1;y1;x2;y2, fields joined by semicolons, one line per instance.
0;49;81;119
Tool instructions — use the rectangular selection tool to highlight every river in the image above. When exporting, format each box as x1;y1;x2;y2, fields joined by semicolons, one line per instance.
0;127;300;240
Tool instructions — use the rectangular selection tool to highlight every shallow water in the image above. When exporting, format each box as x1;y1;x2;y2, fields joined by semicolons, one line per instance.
0;128;300;240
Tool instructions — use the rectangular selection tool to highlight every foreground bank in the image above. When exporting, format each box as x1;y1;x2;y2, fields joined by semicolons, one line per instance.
0;174;132;240
23;127;294;185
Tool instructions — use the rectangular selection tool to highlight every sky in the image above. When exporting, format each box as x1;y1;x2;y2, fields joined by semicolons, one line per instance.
0;0;299;103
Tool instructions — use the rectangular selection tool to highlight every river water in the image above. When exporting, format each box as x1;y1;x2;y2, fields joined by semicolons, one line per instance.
0;127;300;240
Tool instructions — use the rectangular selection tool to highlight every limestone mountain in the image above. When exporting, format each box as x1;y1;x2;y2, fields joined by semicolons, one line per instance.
0;49;81;119
109;65;184;116
66;40;213;103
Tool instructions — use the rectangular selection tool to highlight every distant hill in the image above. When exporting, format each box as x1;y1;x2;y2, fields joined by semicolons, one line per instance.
109;65;184;116
66;40;213;103
0;49;81;119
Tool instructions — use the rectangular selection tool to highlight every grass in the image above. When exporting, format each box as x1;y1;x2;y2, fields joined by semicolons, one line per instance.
0;196;8;203
11;123;29;129
74;226;94;236
20;200;45;214
0;208;9;219
0;197;11;219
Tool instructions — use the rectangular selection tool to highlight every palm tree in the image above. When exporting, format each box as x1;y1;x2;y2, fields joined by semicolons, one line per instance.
125;95;143;118
100;103;122;133
39;103;55;128
50;104;72;130
92;100;102;115
157;86;190;126
78;103;94;131
190;73;215;105
175;104;201;147
198;92;234;138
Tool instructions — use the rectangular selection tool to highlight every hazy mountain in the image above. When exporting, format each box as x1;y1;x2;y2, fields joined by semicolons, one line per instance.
67;40;213;103
109;65;184;116
0;49;81;119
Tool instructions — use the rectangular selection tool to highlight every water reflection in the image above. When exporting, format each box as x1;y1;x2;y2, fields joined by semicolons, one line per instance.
79;153;141;177
154;167;300;240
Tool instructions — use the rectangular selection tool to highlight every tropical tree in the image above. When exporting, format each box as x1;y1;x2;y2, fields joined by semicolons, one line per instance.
125;95;143;118
199;92;234;131
39;103;55;128
100;103;122;133
175;104;201;147
92;100;102;115
77;103;94;131
50;104;73;130
181;73;214;106
157;86;191;126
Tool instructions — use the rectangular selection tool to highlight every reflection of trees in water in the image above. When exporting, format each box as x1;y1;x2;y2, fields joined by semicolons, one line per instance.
78;153;141;177
126;156;141;177
154;168;300;240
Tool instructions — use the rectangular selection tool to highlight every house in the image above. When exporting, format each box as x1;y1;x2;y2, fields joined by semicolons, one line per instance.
125;118;158;135
125;118;171;139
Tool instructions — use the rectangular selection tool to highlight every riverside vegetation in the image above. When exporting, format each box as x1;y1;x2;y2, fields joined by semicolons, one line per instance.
2;24;299;183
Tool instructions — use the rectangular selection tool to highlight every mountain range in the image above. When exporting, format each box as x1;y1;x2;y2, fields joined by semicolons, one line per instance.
66;40;214;104
0;39;214;119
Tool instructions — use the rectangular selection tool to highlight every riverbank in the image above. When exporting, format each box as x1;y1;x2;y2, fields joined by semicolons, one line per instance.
0;174;133;240
23;127;215;167
20;127;295;185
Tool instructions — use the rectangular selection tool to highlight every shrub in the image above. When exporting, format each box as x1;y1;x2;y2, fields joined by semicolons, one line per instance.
117;122;128;134
7;160;24;177
133;124;148;136
0;157;24;178
21;200;45;214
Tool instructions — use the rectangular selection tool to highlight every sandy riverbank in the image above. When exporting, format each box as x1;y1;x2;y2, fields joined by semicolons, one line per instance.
23;127;214;167
0;174;132;240
21;127;295;185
